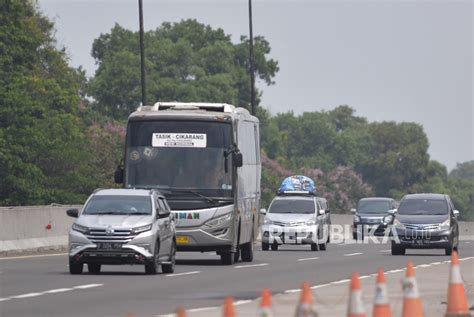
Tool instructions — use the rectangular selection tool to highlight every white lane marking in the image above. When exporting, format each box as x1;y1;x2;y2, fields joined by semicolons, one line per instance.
386;269;404;274
360;275;371;279
297;257;319;262
43;288;73;294
284;289;301;294
431;262;442;265
11;293;43;299
0;253;67;260
380;250;391;253
331;279;350;285
235;263;269;269
344;252;363;257
311;283;331;289
187;306;219;313
460;257;474;261
235;300;253;306
166;271;200;277
0;284;103;302
416;264;431;268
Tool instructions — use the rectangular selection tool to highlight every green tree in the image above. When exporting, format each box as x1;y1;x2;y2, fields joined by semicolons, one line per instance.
89;21;279;119
449;160;474;180
0;0;95;205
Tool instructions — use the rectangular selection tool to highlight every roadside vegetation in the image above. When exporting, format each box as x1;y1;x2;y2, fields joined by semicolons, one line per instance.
1;0;472;220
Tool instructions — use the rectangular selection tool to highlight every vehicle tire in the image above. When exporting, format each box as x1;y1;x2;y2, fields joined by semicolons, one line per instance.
241;238;254;262
319;242;327;251
69;259;83;275
87;263;101;274
271;243;278;251
311;243;318;251
261;242;269;251
391;244;406;255
220;252;235;265
162;240;176;274
145;242;160;275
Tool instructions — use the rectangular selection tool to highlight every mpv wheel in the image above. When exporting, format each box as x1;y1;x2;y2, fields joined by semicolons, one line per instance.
145;243;160;274
311;243;318;251
391;242;405;255
271;243;278;251
88;263;101;274
69;258;83;275
162;241;176;274
220;252;235;265
262;242;269;251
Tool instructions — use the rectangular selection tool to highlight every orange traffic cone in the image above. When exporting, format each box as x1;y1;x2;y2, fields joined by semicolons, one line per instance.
176;306;186;317
295;282;319;317
347;272;366;317
258;288;273;317
445;251;472;317
223;296;235;317
402;261;424;317
372;268;392;317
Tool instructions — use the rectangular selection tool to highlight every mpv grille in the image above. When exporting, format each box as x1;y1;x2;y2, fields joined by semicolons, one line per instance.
404;224;440;231
85;228;137;243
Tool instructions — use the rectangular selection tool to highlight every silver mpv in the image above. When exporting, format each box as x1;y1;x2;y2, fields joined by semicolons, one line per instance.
67;189;176;275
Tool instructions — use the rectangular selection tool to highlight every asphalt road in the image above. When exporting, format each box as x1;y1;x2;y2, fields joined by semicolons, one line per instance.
1;239;473;317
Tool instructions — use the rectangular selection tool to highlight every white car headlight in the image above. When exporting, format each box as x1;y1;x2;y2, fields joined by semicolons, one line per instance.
439;218;450;230
353;215;360;223
132;224;152;234
205;213;232;228
72;223;89;234
306;218;317;226
263;217;273;225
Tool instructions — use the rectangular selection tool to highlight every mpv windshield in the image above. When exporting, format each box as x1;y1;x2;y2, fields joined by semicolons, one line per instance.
83;196;152;215
398;198;448;215
269;199;315;214
357;201;391;214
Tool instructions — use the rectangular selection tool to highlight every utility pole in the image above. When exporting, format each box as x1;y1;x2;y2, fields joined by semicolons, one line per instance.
248;0;256;115
138;0;146;106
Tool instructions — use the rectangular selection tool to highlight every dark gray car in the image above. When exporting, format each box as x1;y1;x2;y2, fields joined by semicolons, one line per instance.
388;193;460;256
351;197;397;240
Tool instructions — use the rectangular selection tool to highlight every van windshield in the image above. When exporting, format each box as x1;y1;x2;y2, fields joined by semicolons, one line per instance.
83;196;152;215
269;199;315;214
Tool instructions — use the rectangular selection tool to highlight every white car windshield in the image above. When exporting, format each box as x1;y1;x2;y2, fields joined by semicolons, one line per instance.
269;199;315;214
83;196;152;215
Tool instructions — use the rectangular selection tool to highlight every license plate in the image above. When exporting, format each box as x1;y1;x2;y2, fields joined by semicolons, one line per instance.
96;242;122;250
176;236;189;244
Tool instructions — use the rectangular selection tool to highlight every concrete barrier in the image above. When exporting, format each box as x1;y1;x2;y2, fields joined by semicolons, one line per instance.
1;208;473;255
0;205;81;254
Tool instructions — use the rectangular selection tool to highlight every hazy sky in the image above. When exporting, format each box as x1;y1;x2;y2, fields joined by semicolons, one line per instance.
38;0;473;171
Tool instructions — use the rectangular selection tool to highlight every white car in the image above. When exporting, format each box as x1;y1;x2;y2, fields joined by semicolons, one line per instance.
67;188;176;275
260;192;331;251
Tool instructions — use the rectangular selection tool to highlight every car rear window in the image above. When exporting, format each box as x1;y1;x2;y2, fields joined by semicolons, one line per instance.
269;199;315;214
398;198;448;215
83;195;152;215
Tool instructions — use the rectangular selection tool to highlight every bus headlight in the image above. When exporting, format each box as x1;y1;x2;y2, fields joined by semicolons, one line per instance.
204;213;232;228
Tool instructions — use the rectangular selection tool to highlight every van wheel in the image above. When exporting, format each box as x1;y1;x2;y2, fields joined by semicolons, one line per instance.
162;241;176;274
69;259;83;275
391;242;406;255
220;252;235;265
145;243;160;274
241;241;254;262
311;243;318;251
88;263;101;274
262;242;269;251
271;243;278;251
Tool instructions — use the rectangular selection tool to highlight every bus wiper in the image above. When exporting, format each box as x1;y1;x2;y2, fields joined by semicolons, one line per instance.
173;189;218;205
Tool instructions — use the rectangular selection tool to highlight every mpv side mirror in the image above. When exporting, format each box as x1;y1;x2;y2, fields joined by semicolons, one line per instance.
350;208;356;214
387;209;397;215
259;208;267;215
157;208;171;219
453;210;460;217
67;208;79;218
114;166;124;184
233;152;243;167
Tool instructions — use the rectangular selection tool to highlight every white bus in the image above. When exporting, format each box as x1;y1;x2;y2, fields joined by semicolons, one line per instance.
116;102;261;265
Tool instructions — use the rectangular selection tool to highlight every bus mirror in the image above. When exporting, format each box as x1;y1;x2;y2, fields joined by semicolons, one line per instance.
233;152;243;167
114;166;124;184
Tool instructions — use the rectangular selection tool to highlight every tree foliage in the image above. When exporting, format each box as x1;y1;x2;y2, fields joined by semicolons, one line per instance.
88;21;279;119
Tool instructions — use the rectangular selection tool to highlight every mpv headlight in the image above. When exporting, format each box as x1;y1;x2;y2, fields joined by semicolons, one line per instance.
132;224;152;234
263;217;274;225
393;218;405;228
72;224;89;234
306;218;317;226
204;213;232;228
353;215;360;223
439;218;450;230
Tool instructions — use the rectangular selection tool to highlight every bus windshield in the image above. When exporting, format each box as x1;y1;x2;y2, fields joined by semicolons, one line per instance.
125;120;233;197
